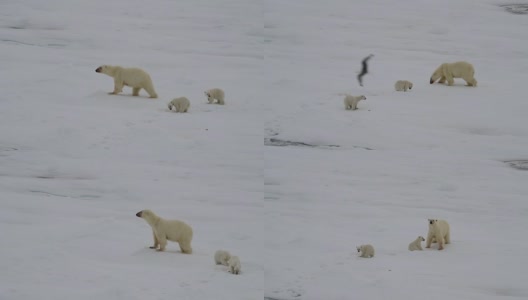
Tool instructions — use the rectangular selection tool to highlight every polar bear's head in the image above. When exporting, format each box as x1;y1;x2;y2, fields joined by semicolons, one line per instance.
408;82;413;89
359;95;366;101
356;246;361;252
418;236;425;241
428;219;438;225
204;91;213;102
136;209;155;219
95;65;108;73
430;65;445;84
95;65;115;76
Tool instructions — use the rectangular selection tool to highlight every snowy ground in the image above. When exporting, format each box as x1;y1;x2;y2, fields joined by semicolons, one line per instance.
1;0;528;299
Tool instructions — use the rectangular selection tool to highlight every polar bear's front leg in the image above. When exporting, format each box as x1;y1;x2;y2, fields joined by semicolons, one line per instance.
438;76;446;84
445;75;454;86
156;233;167;251
149;230;159;249
426;233;433;248
132;87;141;96
438;236;444;250
110;80;123;95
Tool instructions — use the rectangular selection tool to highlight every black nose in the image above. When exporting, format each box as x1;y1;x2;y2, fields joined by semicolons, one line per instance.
136;211;142;217
95;67;101;73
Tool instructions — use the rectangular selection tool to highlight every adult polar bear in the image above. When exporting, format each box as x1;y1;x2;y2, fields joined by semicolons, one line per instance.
430;61;477;87
426;219;450;250
96;65;158;98
136;209;193;254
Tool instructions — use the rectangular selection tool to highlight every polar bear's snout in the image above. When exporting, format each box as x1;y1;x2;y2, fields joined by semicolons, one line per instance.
95;67;102;73
136;211;143;217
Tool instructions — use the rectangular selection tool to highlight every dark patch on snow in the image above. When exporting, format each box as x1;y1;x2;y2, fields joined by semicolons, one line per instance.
500;4;528;14
505;160;528;170
265;138;373;150
265;138;340;148
265;296;301;300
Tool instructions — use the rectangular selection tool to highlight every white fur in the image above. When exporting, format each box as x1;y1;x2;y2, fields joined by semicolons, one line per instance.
395;80;413;92
408;236;425;251
426;219;451;250
343;94;366;110
95;65;158;98
168;97;190;113
136;209;193;253
227;255;241;275
214;250;231;266
204;88;225;105
357;244;375;258
430;61;477;86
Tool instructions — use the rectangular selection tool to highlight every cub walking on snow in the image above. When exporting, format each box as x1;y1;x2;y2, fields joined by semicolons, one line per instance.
228;256;241;275
95;65;158;98
135;209;193;254
408;236;425;251
343;94;366;110
426;219;450;250
205;88;225;105
214;250;231;266
395;80;413;92
168;97;190;113
357;244;375;258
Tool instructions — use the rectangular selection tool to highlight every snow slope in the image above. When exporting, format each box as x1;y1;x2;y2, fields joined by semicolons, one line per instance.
1;0;528;299
0;0;263;299
263;0;528;299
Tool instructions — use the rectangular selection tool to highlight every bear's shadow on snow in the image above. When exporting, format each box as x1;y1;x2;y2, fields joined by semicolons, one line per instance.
504;160;528;170
500;4;528;15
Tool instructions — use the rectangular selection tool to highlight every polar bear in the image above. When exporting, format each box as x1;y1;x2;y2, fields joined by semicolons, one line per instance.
227;255;241;275
204;88;225;105
168;97;190;113
95;65;158;98
426;219;450;250
429;61;477;87
395;80;413;92
408;236;425;251
357;244;375;258
343;94;366;110
214;250;231;266
135;209;193;253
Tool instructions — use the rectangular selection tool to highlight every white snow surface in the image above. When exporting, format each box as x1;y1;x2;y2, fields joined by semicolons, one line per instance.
1;0;528;299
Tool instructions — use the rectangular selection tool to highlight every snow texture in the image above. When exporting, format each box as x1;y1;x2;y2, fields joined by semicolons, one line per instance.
1;0;528;299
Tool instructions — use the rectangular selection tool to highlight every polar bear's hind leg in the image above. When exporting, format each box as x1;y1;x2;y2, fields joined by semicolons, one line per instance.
132;87;141;96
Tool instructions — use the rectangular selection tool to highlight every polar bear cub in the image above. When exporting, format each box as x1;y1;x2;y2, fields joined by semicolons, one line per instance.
214;250;232;266
168;97;190;113
426;219;450;250
357;244;375;258
205;88;225;105
343;94;366;110
430;61;477;87
227;255;241;275
395;80;413;92
408;236;425;251
95;65;158;98
135;209;193;254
